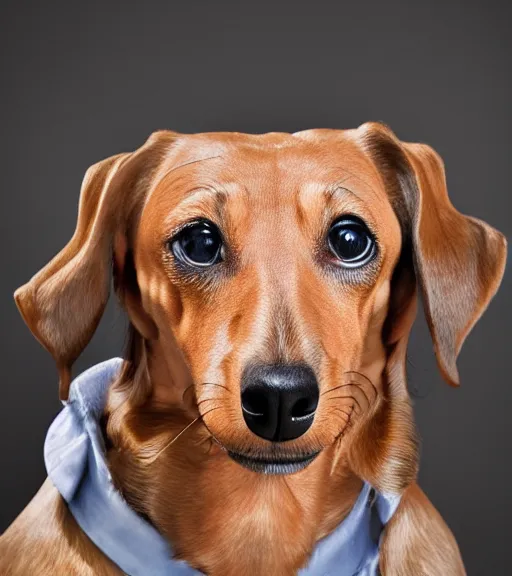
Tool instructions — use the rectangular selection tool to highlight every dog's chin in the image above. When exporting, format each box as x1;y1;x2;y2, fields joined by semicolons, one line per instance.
227;450;321;475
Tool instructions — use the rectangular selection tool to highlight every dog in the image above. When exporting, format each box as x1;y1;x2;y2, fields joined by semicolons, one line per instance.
0;122;506;575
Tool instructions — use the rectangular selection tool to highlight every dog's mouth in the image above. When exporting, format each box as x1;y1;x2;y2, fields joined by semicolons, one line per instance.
227;450;321;475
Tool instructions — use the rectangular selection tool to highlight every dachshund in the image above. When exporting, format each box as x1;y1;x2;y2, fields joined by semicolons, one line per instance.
0;123;507;575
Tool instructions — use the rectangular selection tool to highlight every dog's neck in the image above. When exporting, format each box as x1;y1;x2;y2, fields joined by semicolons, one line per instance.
105;346;364;576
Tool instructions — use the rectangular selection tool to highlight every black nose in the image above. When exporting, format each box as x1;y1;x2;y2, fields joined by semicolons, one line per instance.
240;364;319;442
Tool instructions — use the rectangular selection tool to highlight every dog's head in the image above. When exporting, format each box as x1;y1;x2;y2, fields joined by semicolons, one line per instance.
15;123;506;490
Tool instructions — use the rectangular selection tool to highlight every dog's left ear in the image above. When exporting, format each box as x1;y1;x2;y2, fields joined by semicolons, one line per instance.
14;131;177;399
361;123;507;386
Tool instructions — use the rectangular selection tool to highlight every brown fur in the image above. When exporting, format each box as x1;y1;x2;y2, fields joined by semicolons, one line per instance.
0;123;506;575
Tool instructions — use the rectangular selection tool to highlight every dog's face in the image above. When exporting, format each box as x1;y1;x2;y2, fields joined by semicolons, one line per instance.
14;123;506;485
133;131;402;471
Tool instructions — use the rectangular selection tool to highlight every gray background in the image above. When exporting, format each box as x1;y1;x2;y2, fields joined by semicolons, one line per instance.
1;0;510;573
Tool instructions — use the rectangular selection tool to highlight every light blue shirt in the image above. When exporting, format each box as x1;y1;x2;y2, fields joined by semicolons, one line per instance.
44;358;401;575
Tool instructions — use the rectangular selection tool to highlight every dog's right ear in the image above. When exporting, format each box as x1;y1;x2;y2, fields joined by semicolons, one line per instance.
14;132;176;400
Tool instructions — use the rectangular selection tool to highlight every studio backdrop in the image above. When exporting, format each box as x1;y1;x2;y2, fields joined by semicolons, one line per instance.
0;1;510;574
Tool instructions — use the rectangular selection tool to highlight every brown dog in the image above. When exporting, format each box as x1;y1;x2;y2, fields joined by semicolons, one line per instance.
0;123;506;575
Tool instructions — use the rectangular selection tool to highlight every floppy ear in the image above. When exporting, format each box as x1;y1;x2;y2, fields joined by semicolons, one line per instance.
362;123;507;386
401;141;507;386
14;132;176;399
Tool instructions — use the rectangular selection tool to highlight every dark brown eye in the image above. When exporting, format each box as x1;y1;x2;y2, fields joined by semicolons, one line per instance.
170;220;223;267
327;216;375;267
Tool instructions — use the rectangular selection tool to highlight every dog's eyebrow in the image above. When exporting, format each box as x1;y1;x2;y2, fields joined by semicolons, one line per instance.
175;186;229;208
160;184;235;231
144;155;224;211
325;172;379;203
324;183;366;204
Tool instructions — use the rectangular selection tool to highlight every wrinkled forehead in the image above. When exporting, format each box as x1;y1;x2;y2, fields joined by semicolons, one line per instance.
143;131;397;228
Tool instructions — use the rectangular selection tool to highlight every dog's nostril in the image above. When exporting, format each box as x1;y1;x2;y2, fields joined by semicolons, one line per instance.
241;389;267;416
290;397;317;419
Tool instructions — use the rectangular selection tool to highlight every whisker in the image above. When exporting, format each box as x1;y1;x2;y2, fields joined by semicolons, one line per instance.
321;382;359;397
199;382;232;395
343;370;376;388
199;406;222;420
141;416;201;465
141;404;223;466
325;395;357;401
324;394;363;412
328;407;352;419
324;392;363;413
196;398;219;408
182;383;195;402
344;371;378;402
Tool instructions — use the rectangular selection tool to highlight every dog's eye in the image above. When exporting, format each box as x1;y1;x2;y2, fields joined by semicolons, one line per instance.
170;220;223;267
327;216;375;267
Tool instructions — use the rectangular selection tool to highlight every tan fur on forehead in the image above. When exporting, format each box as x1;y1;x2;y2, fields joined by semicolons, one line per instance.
141;133;402;243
